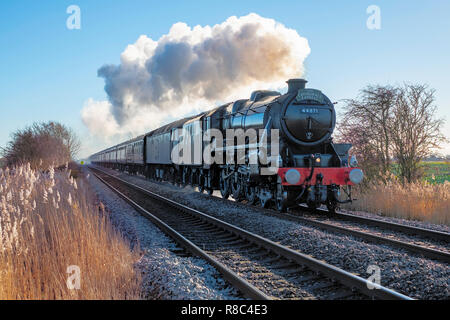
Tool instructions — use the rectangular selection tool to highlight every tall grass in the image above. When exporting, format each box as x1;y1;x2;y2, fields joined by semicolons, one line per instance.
0;164;141;299
344;177;450;225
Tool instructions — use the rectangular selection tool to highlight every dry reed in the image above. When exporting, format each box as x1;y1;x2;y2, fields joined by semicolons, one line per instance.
344;177;450;225
0;164;141;299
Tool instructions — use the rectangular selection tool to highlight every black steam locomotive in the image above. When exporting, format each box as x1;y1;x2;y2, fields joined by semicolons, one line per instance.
90;79;363;212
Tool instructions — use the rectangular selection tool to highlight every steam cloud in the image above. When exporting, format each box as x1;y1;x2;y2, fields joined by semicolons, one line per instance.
81;13;310;140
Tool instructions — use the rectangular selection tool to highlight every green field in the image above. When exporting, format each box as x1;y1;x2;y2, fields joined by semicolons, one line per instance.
389;161;449;184
421;161;450;184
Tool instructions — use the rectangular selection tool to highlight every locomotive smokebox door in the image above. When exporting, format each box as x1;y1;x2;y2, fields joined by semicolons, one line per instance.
280;83;336;147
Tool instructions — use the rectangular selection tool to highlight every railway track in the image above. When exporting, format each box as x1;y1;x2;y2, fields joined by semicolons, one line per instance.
183;179;450;263
89;166;412;300
207;195;450;263
325;209;449;241
186;180;449;264
261;208;450;264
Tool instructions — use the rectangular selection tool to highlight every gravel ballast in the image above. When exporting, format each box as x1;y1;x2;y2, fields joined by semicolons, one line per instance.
339;208;450;234
84;168;240;300
90;166;449;300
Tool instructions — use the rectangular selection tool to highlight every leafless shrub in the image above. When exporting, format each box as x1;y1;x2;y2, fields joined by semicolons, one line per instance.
1;122;81;170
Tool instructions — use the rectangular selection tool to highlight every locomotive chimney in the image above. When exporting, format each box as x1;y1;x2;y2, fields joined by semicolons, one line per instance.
286;78;307;94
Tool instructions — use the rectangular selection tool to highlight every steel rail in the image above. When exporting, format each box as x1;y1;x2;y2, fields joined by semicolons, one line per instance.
204;181;449;245
269;211;449;263
91;169;270;300
206;188;449;262
90;166;413;300
328;210;450;242
210;190;449;263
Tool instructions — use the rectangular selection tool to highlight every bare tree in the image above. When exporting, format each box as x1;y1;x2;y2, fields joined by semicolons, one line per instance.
32;122;81;159
336;83;446;183
1;121;80;169
391;84;447;183
337;85;398;180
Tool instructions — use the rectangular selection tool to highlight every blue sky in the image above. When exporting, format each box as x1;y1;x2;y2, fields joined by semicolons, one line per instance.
0;0;449;158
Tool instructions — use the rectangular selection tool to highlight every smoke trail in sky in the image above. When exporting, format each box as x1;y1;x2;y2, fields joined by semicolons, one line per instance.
81;13;310;140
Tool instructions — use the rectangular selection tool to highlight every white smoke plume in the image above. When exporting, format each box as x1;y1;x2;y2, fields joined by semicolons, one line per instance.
81;13;310;140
